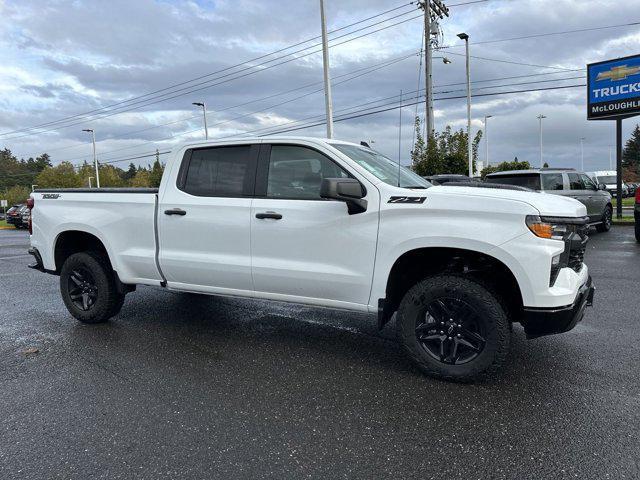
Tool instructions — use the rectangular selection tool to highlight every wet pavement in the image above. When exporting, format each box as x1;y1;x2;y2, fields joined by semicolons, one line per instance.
1;227;639;479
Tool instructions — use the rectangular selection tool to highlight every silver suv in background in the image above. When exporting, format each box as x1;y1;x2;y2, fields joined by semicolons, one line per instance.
485;168;612;232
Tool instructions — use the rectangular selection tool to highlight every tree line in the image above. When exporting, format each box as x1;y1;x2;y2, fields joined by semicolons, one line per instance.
1;148;165;206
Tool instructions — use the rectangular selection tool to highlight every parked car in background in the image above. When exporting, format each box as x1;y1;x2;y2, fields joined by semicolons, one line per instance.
585;171;629;197
21;208;31;230
424;174;472;185
6;204;25;228
627;182;637;197
485;168;612;232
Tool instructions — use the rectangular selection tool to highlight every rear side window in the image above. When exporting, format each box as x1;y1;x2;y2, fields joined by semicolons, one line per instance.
567;173;584;190
541;173;564;191
486;174;541;190
181;145;256;197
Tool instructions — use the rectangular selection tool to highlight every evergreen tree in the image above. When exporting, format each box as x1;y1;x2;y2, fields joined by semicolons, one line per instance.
622;124;640;174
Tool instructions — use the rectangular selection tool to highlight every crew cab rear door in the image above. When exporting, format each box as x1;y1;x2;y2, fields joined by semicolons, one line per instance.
158;143;259;294
249;143;379;308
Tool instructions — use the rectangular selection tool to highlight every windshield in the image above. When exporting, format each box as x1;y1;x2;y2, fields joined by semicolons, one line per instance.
330;143;431;189
598;175;617;184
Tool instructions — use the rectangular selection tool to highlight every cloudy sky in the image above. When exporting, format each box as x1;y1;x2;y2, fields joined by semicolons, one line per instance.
1;0;639;172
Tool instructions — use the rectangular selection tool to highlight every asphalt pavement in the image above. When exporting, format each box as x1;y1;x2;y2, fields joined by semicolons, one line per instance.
1;227;639;479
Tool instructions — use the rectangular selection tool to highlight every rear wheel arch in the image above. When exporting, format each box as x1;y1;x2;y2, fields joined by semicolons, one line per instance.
54;230;112;273
53;230;133;294
381;247;524;328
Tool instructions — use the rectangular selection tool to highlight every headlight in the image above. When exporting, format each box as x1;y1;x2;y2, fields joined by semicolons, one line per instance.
525;215;568;240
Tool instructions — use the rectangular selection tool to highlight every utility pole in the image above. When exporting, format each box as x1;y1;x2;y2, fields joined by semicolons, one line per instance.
319;0;334;138
82;129;99;188
484;115;493;167
458;32;472;177
419;0;449;143
398;90;403;164
537;115;546;168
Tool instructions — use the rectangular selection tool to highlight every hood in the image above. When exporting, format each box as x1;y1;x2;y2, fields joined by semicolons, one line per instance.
431;185;587;218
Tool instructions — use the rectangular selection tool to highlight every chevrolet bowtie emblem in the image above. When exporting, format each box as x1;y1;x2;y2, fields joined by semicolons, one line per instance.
596;65;640;82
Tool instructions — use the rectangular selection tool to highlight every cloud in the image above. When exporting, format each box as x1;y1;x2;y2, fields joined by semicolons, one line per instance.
0;0;638;173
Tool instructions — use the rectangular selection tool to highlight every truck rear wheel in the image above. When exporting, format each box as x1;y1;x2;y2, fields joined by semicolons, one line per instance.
396;275;510;382
60;252;125;324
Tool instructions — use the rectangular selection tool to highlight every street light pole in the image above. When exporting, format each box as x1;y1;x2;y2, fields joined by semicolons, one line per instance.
609;145;613;170
580;137;585;171
319;0;334;139
82;129;99;188
536;115;546;168
483;115;493;168
192;102;208;139
457;32;472;177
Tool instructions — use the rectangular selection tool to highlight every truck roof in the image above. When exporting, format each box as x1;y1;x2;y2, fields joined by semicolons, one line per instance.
176;136;361;150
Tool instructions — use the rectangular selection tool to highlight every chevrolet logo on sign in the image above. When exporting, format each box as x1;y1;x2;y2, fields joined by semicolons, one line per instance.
588;54;640;120
596;65;640;82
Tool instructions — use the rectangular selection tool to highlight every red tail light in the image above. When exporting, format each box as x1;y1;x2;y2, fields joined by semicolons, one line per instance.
27;197;34;235
636;186;640;204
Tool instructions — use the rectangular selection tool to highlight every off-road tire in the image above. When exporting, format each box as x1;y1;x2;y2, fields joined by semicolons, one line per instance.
396;274;511;382
60;252;125;324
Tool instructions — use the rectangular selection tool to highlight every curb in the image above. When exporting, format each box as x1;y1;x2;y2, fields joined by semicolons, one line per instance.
0;226;16;230
612;222;635;226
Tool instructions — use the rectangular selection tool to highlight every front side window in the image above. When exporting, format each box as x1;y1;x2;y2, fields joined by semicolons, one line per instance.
182;145;255;196
567;173;584;190
580;174;597;190
330;143;431;189
541;173;564;191
267;145;349;199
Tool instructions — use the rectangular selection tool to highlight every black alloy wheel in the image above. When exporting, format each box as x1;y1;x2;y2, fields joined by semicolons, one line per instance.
415;298;486;365
67;268;98;311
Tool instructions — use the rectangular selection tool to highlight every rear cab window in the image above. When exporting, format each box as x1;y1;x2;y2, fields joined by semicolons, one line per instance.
486;174;541;190
178;145;258;197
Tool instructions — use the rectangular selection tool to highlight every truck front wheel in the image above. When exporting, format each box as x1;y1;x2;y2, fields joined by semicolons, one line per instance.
60;252;125;324
396;275;510;382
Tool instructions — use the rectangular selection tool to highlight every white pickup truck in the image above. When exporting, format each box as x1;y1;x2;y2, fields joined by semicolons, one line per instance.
28;137;595;381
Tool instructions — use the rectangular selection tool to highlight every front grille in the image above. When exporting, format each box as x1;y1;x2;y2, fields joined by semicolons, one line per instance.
566;225;589;273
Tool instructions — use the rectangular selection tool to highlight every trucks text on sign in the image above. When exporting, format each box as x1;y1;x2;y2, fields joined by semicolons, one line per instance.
587;54;640;120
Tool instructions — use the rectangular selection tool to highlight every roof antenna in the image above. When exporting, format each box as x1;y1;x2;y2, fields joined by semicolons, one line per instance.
398;89;403;187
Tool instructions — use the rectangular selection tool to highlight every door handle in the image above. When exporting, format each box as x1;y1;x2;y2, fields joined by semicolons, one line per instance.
164;208;187;216
255;211;282;220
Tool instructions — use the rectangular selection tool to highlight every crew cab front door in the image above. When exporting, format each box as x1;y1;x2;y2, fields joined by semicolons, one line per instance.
250;143;379;309
158;143;259;294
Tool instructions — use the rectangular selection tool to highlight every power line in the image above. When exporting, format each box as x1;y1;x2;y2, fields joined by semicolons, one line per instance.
442;50;579;71
3;0;491;140
74;77;589;165
439;21;640;49
64;52;418;165
0;5;419;139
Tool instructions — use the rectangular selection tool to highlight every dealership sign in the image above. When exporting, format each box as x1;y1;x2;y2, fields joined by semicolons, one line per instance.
587;54;640;120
